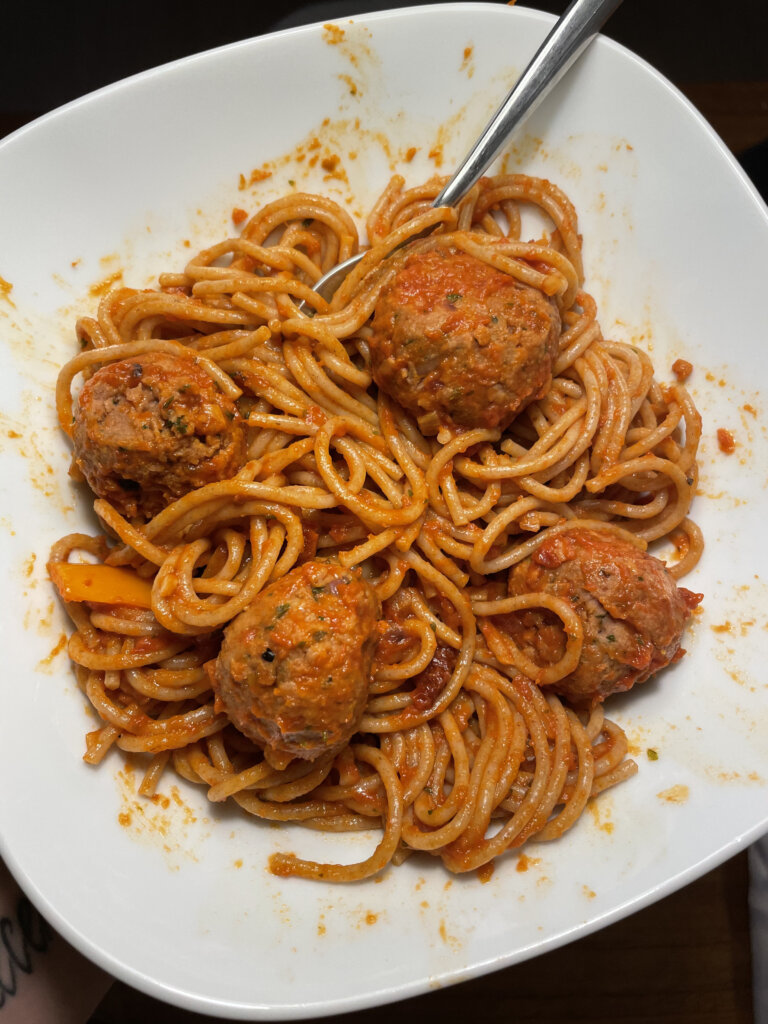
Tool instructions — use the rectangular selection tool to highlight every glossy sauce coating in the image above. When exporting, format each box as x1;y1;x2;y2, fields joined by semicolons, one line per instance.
73;351;246;518
368;246;561;432
213;561;380;764
505;528;702;706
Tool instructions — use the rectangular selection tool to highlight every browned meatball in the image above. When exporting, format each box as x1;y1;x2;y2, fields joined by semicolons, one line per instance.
368;246;561;432
504;528;702;706
213;561;380;766
72;351;246;519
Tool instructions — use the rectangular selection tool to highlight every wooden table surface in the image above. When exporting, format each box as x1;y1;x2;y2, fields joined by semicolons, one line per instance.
2;4;766;1020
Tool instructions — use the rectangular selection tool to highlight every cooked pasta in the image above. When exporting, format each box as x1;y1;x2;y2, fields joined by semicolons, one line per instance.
49;173;702;881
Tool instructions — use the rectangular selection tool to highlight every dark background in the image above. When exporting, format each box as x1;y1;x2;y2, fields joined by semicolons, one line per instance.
2;0;767;191
2;2;765;1022
1;1;766;124
3;0;768;105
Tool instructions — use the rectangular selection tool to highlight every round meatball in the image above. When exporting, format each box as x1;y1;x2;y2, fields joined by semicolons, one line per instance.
368;246;561;432
72;351;246;519
213;561;380;765
505;528;702;706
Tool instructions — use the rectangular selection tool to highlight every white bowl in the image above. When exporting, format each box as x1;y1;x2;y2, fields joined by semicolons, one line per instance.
1;4;767;1018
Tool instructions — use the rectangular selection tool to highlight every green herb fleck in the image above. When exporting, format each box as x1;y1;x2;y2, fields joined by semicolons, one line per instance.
429;622;437;633
446;292;462;303
606;634;616;642
275;603;290;619
165;416;188;434
647;748;659;761
288;179;296;187
311;585;326;600
313;630;328;642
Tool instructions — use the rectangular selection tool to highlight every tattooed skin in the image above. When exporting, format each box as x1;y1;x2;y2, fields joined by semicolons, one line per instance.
0;893;53;1008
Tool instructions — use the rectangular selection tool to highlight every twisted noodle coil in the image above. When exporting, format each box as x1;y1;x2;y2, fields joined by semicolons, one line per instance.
51;174;701;880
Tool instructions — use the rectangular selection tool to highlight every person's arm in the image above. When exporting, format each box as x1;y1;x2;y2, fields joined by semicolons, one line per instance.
0;858;112;1023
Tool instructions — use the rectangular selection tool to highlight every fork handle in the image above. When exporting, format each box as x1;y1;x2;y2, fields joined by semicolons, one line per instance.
434;0;624;209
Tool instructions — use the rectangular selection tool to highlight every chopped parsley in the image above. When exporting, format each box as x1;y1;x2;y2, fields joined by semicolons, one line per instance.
446;292;462;303
647;748;659;761
311;585;326;600
164;416;188;434
313;630;328;642
606;634;616;643
275;603;290;619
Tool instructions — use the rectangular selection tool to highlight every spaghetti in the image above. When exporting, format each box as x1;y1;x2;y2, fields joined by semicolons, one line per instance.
50;174;703;881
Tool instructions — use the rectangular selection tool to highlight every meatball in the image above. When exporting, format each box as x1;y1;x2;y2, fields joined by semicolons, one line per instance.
213;561;380;765
368;246;561;432
72;351;246;519
504;528;702;706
